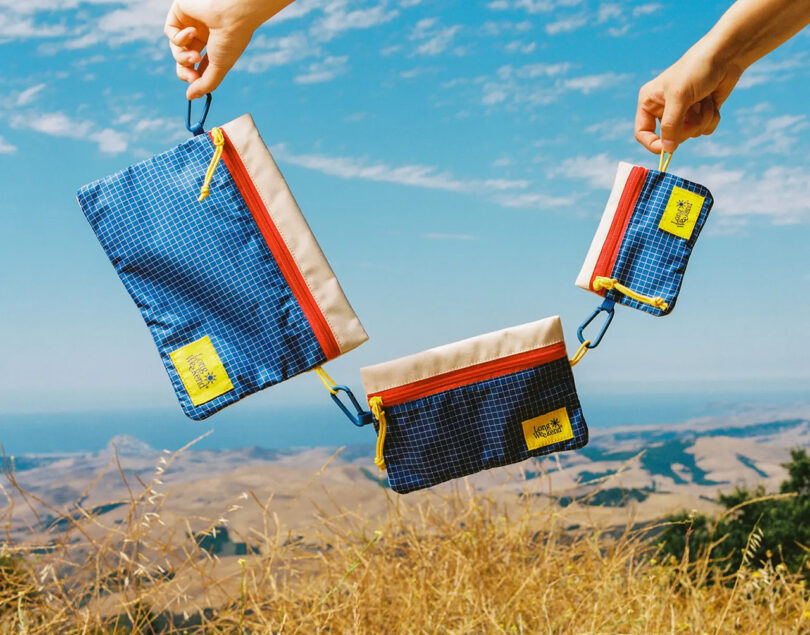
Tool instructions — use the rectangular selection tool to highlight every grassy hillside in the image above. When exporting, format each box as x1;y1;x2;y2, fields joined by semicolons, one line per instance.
0;439;808;633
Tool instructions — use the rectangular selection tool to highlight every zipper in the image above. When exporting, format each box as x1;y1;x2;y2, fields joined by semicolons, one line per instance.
214;129;340;360
589;166;648;292
369;341;567;407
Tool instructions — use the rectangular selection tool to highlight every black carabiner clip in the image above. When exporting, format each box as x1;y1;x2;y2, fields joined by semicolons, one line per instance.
330;386;374;428
186;94;212;136
577;298;615;349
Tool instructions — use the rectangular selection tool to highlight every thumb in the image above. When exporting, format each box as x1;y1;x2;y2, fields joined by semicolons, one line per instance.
186;30;248;100
187;56;227;100
659;93;689;153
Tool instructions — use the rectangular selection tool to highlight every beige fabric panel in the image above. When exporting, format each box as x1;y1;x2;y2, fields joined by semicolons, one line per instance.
575;161;633;291
222;114;368;356
361;316;565;396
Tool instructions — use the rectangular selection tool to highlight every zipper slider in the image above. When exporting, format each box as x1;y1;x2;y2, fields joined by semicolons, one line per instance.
198;127;225;202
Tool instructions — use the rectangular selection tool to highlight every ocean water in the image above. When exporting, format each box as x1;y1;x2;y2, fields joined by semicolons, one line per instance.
0;385;808;456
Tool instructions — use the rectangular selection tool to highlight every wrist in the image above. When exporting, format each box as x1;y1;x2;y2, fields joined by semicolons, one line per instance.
699;27;747;72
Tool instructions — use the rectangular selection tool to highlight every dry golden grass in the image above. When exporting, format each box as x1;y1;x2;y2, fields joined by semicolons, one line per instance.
0;437;808;634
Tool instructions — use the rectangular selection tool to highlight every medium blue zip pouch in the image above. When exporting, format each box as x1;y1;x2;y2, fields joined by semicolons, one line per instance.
359;316;587;494
77;113;367;420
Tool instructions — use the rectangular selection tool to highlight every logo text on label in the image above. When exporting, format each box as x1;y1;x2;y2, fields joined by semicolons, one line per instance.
659;186;704;240
521;406;574;451
170;335;234;406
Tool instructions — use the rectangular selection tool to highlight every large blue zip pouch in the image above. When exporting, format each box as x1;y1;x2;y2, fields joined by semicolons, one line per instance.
77;114;368;420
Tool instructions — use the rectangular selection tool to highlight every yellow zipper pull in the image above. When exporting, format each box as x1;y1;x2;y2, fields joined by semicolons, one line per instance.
369;396;387;471
593;276;669;311
198;127;225;202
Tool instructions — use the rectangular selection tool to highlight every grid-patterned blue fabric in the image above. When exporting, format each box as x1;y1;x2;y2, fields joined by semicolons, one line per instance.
77;132;326;420
378;357;587;494
608;169;713;316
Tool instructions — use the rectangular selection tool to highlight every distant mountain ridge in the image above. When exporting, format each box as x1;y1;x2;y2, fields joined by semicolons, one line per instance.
3;407;808;544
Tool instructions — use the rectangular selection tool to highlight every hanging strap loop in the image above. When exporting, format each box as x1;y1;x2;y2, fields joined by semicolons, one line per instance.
593;276;669;311
659;148;673;173
569;340;590;367
314;367;374;428
186;94;212;136
577;297;615;349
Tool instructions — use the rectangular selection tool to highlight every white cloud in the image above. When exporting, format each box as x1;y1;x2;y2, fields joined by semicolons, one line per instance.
18;111;93;137
696;113;808;158
545;14;587;35
10;111;128;154
488;0;583;14
0;135;17;154
15;83;46;106
94;128;128;153
549;153;620;189
505;40;536;54
0;12;66;39
499;62;572;78
410;18;461;56
311;0;398;41
478;64;628;108
481;20;533;36
270;143;531;196
273;0;333;23
270;143;583;213
633;3;662;17
237;32;313;73
561;71;631;93
596;3;623;23
585;118;634;141
737;54;807;89
295;55;348;83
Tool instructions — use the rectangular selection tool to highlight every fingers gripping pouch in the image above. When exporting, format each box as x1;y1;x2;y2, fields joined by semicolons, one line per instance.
360;316;588;494
77;114;368;420
576;161;714;316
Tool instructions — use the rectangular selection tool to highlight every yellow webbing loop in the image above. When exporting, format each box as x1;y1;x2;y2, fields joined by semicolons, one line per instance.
593;276;669;311
198;127;225;202
659;149;673;173
369;396;387;471
569;340;590;367
314;366;338;395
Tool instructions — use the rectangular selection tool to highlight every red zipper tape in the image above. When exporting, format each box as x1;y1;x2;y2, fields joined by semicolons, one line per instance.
369;341;568;407
590;166;648;293
216;130;341;360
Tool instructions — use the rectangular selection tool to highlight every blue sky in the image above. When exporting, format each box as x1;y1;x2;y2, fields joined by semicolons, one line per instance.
1;0;809;417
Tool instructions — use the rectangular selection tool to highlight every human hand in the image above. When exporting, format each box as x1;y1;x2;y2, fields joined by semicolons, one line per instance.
165;0;291;100
635;38;744;154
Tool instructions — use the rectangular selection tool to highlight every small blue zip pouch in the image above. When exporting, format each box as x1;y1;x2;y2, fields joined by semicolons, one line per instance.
359;316;588;494
77;113;367;419
575;159;714;317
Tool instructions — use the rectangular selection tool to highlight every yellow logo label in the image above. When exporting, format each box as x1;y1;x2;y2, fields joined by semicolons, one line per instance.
169;336;234;406
521;407;574;451
659;186;704;240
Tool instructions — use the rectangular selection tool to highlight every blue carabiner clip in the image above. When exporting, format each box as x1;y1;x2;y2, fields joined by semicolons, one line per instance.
329;386;374;428
577;298;615;349
186;94;212;136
